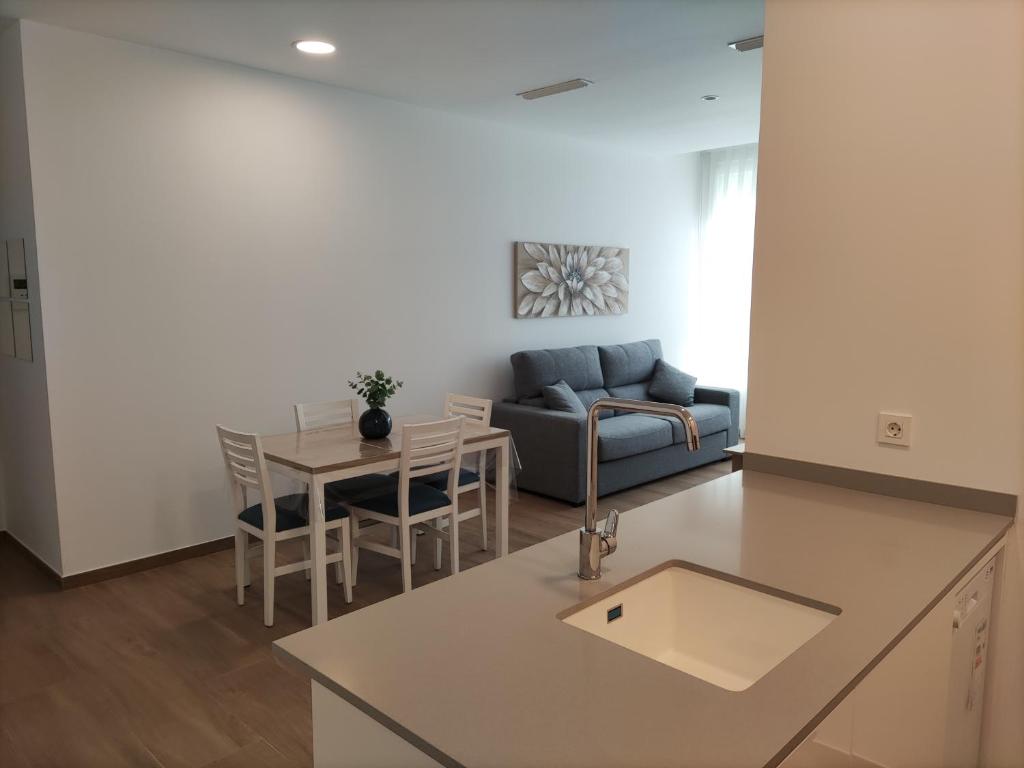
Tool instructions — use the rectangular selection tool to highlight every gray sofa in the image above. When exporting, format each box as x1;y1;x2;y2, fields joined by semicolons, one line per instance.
492;339;739;504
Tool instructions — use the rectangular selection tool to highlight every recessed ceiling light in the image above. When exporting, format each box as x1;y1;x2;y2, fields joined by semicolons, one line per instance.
293;40;336;55
728;35;764;52
701;94;719;102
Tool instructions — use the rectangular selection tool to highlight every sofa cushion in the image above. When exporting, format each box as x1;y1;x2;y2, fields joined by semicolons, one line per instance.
648;359;698;407
542;380;587;415
511;345;603;399
653;403;733;444
597;414;673;462
516;391;613;419
606;382;650;402
575;387;614;419
598;340;662;387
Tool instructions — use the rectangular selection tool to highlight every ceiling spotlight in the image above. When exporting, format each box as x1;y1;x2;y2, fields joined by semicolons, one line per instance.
728;35;764;52
293;40;336;55
517;78;592;100
701;94;719;102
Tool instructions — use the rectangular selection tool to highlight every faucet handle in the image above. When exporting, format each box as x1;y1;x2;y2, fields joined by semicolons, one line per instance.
602;509;619;539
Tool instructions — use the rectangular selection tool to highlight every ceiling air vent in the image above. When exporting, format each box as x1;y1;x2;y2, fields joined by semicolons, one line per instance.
516;79;593;100
728;35;764;52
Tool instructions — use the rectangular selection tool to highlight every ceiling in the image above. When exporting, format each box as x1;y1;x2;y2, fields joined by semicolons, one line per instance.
0;0;763;155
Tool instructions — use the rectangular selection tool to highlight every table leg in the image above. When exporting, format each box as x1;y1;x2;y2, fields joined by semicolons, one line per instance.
310;476;328;625
496;438;509;557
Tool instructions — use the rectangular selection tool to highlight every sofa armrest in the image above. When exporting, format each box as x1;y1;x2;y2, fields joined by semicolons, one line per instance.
694;385;740;447
491;402;588;504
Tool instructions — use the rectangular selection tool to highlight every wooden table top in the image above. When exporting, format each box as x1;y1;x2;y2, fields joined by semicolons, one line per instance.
261;415;509;475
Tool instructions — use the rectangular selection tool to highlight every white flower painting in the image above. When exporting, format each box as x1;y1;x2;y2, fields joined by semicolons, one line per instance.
514;242;630;318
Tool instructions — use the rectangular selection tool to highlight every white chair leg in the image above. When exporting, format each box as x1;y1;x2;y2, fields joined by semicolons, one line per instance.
340;519;353;604
242;531;252;587
350;517;360;588
449;507;460;575
433;519;443;571
302;539;311;580
333;531;344;586
479;481;488;551
410;529;418;566
399;524;414;593
263;537;276;627
234;529;246;606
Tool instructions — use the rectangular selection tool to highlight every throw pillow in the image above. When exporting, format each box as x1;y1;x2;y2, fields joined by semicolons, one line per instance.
542;379;587;416
648;359;698;407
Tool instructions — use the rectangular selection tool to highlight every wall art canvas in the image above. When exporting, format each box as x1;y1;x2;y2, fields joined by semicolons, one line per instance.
514;242;629;318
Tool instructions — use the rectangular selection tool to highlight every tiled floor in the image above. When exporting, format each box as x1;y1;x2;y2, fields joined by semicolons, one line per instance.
0;460;730;767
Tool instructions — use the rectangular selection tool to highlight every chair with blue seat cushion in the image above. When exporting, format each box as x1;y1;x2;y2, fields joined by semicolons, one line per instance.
348;417;466;594
293;397;394;499
417;467;480;490
352;483;453;517
423;394;493;567
293;398;399;580
216;425;355;627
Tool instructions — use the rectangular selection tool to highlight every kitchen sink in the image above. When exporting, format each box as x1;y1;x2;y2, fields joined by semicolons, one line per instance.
559;561;840;691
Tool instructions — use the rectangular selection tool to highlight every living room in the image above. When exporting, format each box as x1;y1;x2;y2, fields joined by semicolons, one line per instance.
1;2;1022;768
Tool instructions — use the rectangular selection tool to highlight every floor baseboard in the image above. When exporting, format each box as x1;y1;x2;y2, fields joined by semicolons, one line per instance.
60;536;235;589
1;530;235;589
0;530;63;585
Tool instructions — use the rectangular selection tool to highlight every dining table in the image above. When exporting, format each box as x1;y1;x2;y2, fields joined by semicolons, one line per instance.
261;415;512;625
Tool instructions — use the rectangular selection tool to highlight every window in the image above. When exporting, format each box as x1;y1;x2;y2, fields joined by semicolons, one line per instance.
686;143;758;433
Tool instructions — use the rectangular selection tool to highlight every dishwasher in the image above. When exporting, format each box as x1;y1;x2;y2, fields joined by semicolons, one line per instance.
943;555;997;768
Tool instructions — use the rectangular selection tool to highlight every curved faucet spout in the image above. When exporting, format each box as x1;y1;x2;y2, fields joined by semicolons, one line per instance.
579;398;701;580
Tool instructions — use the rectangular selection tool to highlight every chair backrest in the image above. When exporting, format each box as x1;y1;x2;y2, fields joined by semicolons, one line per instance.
294;398;360;432
215;425;278;533
397;417;465;514
445;393;492;427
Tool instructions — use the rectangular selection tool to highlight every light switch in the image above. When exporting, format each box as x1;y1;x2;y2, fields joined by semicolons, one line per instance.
8;238;27;299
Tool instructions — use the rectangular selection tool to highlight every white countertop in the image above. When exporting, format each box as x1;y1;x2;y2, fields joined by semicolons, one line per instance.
274;470;1011;768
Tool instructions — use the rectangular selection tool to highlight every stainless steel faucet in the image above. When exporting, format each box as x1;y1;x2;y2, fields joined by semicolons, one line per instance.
578;398;701;580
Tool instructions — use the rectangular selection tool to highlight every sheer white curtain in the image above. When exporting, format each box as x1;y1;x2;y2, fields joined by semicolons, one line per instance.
686;143;758;433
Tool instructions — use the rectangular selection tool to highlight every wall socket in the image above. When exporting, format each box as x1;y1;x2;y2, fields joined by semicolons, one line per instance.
877;412;912;447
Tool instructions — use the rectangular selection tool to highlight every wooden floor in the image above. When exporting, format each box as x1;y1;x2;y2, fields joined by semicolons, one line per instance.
0;461;729;768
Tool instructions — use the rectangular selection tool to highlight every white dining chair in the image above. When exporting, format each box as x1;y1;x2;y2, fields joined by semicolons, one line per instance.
294;397;359;432
418;394;492;567
294;398;401;581
294;398;398;500
216;425;354;626
348;417;465;593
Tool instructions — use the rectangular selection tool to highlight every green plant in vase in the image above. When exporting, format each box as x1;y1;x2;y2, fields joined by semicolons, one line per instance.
348;370;403;439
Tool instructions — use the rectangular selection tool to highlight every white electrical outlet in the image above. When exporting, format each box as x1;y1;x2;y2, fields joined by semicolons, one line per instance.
877;412;912;447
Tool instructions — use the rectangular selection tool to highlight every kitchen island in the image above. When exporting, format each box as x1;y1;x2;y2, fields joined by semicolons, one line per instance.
273;469;1011;768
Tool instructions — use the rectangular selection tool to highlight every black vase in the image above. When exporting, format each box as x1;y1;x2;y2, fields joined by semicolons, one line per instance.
358;407;392;439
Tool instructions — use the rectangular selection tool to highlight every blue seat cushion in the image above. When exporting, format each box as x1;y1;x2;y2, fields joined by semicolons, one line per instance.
651;403;733;444
325;473;397;503
354;484;452;517
597;414;673;462
238;492;348;531
416;467;480;490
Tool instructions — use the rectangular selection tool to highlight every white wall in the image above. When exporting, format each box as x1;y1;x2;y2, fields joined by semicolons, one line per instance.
748;1;1023;765
17;21;700;576
0;20;61;570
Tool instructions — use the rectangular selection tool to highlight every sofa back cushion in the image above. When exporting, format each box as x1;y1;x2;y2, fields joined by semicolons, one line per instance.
598;339;662;388
575;387;615;419
511;344;604;399
541;380;587;415
648;359;698;407
606;382;650;402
